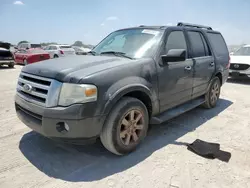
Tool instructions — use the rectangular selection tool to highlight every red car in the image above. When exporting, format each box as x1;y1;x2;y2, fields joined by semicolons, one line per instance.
15;48;50;65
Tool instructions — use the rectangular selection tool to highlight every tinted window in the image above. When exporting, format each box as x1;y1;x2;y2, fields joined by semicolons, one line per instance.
207;33;228;57
187;31;206;57
30;44;41;48
165;31;187;54
200;34;211;56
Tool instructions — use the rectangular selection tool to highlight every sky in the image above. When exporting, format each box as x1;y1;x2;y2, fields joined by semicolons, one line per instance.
0;0;250;45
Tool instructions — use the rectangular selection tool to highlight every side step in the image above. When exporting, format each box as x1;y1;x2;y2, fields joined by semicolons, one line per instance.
150;97;205;124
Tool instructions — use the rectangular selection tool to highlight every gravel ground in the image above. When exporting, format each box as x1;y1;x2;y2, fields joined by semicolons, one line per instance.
0;65;250;188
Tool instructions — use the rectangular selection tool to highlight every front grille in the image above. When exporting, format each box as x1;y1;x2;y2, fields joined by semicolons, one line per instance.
230;63;250;71
16;72;62;107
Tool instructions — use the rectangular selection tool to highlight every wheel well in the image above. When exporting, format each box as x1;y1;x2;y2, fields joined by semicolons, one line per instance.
215;72;222;85
124;91;152;117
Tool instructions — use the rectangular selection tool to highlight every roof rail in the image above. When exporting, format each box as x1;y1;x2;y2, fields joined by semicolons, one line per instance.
177;22;213;30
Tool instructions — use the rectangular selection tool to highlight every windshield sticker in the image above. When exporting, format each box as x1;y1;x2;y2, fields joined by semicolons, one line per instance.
142;29;159;35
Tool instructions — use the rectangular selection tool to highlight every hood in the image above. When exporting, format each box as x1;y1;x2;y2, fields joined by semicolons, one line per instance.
22;55;136;82
230;55;250;64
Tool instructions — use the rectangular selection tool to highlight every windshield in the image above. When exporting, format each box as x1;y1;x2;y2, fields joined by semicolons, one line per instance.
92;28;163;58
233;46;250;56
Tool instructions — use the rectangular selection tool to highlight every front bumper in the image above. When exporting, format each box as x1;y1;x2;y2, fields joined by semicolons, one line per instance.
15;94;106;144
229;69;250;78
0;60;14;65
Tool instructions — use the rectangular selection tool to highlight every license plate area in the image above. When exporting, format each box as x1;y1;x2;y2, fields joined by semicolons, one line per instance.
231;72;240;77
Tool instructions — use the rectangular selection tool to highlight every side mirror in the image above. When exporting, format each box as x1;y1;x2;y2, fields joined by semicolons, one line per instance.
161;49;186;65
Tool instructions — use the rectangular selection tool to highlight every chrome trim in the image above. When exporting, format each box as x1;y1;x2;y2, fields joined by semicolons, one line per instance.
17;72;62;107
17;84;47;98
18;77;49;90
20;72;53;82
46;80;62;107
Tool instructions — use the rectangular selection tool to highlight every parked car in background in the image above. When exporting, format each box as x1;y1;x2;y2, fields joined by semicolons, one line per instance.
72;46;91;55
229;45;250;79
0;42;15;68
17;43;42;50
44;45;75;58
15;48;50;65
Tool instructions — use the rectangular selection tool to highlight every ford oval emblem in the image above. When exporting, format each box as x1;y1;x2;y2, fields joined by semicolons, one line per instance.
23;84;33;92
234;64;239;68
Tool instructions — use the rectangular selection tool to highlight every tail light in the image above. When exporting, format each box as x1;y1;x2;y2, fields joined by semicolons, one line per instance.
60;50;64;54
226;55;231;69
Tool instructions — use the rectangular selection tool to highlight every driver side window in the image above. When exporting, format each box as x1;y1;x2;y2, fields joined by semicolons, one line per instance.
165;31;187;55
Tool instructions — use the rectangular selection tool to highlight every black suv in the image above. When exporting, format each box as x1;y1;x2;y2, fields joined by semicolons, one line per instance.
15;23;229;155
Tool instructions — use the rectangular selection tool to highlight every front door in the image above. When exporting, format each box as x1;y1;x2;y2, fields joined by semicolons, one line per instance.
158;30;194;112
185;30;215;98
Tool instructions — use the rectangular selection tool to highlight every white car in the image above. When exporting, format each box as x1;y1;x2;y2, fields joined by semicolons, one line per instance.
229;45;250;78
44;45;76;58
72;46;91;55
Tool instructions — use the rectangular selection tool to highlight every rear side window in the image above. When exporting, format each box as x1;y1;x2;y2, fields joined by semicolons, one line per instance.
207;33;228;57
187;31;206;58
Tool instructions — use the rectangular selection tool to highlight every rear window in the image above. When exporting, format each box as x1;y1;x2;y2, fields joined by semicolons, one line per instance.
207;33;228;57
30;44;42;48
60;45;72;49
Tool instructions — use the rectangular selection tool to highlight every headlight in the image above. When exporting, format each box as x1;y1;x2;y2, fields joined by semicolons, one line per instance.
58;83;97;106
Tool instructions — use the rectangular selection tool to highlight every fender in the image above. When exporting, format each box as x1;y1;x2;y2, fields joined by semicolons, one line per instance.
102;76;159;116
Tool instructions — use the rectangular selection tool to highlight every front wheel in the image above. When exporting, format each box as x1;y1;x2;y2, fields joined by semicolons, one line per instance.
203;77;221;108
100;97;149;155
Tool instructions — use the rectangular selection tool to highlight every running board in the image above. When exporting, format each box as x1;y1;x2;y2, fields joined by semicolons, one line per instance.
150;97;205;124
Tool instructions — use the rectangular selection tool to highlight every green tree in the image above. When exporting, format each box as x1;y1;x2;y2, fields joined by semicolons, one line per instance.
72;41;83;47
18;41;29;45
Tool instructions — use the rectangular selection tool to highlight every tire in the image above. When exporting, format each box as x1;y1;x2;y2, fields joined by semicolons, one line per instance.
23;59;28;66
202;77;221;109
54;54;59;58
100;97;149;155
8;63;14;68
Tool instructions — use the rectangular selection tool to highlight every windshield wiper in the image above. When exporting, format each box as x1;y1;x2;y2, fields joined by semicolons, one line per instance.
100;51;134;60
87;51;97;56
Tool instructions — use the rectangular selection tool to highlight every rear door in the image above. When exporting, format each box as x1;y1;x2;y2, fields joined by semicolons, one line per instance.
185;29;215;99
45;46;55;58
158;29;194;112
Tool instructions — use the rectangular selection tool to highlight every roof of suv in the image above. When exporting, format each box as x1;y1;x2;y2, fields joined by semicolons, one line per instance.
120;22;220;33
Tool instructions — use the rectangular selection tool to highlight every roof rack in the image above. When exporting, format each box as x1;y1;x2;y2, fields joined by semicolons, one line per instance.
177;22;213;30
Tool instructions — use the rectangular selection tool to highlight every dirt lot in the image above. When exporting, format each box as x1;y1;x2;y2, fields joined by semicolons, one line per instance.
0;65;250;188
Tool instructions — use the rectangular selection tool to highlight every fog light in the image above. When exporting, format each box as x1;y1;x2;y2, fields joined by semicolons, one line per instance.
56;122;69;133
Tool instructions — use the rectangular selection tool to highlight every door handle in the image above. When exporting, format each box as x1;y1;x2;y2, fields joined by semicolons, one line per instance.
184;66;192;71
210;62;215;67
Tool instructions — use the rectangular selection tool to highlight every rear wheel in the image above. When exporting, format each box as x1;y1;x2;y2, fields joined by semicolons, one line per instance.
23;59;28;66
203;77;221;108
100;97;149;155
54;54;59;58
8;62;14;68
